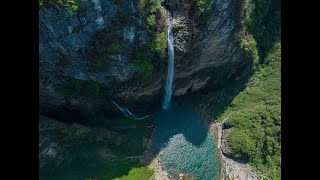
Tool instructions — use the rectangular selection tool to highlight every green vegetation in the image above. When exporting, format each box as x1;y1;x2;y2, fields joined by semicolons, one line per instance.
40;114;152;180
227;42;280;179
238;0;281;63
91;31;127;71
56;79;101;99
75;127;86;137
240;33;259;65
207;42;281;179
251;0;280;59
90;116;148;155
197;0;211;13
137;0;167;54
64;0;79;14
147;14;156;26
39;0;80;14
196;0;213;27
150;31;167;54
228;128;256;160
237;0;258;64
130;49;154;78
113;167;154;180
92;32;125;55
138;0;164;14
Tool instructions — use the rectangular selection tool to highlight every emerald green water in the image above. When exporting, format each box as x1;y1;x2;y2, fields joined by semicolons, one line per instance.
152;103;219;180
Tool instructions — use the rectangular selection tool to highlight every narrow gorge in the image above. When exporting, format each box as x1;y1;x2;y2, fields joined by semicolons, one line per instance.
39;0;281;179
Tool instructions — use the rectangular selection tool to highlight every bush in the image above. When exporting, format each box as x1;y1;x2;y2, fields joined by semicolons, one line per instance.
228;128;256;160
149;0;164;13
197;0;211;13
240;33;259;65
64;0;79;14
147;14;156;26
240;0;281;61
151;31;167;54
75;127;86;137
137;0;167;56
138;0;147;9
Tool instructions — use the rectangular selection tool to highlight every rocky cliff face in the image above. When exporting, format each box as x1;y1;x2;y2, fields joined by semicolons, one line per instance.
40;0;149;83
39;0;250;118
170;0;249;96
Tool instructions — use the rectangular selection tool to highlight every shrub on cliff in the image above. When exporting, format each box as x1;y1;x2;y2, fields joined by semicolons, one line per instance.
239;0;281;62
151;31;167;54
240;33;259;65
137;0;167;55
39;0;80;14
197;0;211;13
130;49;154;78
147;14;156;26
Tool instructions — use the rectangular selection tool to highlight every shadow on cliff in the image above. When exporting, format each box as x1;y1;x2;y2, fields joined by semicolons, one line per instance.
151;102;210;155
194;65;256;123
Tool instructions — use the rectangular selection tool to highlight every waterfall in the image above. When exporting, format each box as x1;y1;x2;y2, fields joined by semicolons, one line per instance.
111;101;149;120
162;13;174;110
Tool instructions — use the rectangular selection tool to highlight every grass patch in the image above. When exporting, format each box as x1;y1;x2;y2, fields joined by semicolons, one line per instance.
113;167;154;180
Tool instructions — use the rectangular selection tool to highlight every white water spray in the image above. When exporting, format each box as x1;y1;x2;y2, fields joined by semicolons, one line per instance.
162;13;174;110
